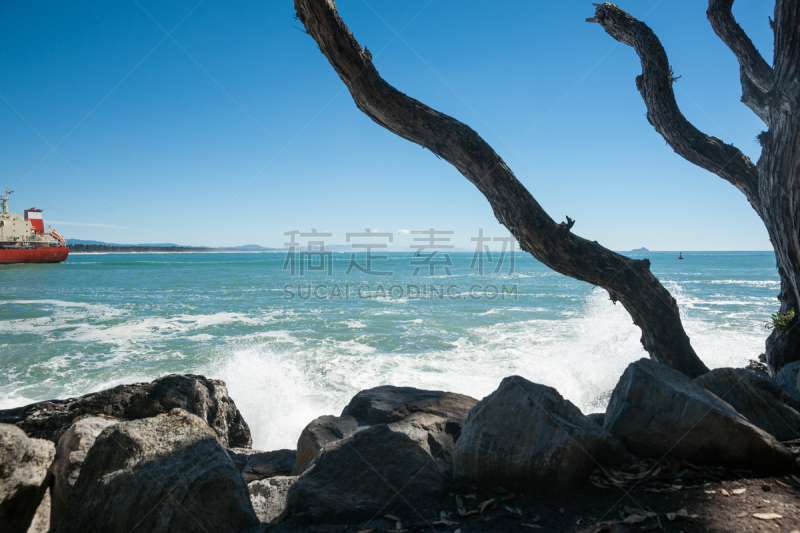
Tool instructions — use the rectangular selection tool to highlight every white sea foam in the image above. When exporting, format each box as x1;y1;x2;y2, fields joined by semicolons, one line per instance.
202;285;766;450
0;310;255;346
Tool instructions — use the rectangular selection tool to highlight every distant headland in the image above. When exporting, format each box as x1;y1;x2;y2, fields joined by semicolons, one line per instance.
631;247;649;252
68;240;279;253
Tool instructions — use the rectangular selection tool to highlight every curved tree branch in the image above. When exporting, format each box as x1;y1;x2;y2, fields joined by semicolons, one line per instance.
294;0;709;377
589;3;762;214
707;0;774;94
740;65;772;124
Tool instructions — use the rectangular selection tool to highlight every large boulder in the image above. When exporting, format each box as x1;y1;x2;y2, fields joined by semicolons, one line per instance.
695;368;800;441
50;409;259;533
293;415;361;475
605;359;795;473
294;385;477;475
248;476;297;523
49;416;120;525
776;361;800;405
0;374;251;448
282;424;443;524
227;448;296;483
452;376;629;492
0;424;55;533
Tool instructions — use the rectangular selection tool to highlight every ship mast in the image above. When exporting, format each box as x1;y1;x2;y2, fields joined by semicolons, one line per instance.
1;188;12;214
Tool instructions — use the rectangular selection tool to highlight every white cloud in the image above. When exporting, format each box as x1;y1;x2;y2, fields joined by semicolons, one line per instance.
396;229;411;234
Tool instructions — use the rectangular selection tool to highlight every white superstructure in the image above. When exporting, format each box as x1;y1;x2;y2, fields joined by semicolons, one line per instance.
0;188;65;246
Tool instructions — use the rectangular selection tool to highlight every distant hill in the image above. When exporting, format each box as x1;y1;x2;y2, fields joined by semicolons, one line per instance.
69;240;190;247
631;247;650;252
66;240;280;253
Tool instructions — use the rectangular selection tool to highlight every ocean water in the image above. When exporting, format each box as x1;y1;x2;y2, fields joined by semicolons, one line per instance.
0;250;780;450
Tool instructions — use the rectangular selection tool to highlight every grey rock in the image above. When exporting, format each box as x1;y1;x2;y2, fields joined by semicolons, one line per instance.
0;424;55;533
51;409;259;533
282;425;443;524
0;374;251;448
227;448;296;482
342;385;477;423
452;376;629;492
695;368;800;441
606;358;795;473
776;360;800;405
765;316;800;375
294;385;477;476
25;488;49;533
49;416;120;525
293;415;361;475
587;412;605;426
745;359;770;377
248;476;298;523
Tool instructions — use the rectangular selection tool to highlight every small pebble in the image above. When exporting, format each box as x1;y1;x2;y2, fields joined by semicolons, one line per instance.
762;484;771;492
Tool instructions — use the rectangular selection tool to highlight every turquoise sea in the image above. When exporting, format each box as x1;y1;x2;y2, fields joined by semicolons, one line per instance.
0;250;780;450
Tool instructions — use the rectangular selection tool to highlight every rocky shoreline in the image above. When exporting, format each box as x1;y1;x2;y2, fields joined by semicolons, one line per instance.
2;359;800;532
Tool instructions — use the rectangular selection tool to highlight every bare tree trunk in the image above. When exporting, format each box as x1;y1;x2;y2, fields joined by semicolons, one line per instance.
294;0;710;377
590;1;800;374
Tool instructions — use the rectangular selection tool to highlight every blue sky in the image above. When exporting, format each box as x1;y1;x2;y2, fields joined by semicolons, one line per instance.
0;0;774;250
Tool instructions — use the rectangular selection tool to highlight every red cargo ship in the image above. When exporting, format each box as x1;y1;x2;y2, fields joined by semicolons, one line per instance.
0;188;69;265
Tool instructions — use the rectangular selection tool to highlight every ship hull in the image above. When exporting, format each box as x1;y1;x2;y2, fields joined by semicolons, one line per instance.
0;246;69;264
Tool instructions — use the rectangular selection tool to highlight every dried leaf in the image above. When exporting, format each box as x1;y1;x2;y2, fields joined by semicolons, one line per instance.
521;524;541;529
505;506;523;516
590;477;608;489
753;513;783;520
774;479;790;488
732;488;746;495
720;488;730;496
480;499;496;513
384;514;401;522
623;514;648;524
456;495;464;509
666;513;677;522
502;492;515;501
465;493;477;500
675;508;688;518
463;510;479;517
651;466;662;476
736;512;748;518
457;507;466;517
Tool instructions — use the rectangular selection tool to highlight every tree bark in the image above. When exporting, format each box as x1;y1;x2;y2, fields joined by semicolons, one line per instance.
294;0;710;377
591;1;800;373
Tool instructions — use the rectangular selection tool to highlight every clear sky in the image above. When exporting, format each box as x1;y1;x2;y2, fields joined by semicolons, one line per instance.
0;0;774;251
